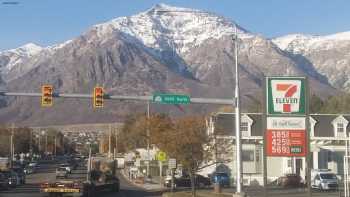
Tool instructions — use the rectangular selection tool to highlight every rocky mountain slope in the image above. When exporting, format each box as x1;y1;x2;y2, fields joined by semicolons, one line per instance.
0;4;339;126
273;32;350;91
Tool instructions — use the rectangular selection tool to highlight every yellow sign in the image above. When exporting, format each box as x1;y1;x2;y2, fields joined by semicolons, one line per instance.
156;151;167;162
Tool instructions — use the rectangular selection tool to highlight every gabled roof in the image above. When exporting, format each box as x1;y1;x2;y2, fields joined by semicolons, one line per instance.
212;113;350;137
312;114;350;137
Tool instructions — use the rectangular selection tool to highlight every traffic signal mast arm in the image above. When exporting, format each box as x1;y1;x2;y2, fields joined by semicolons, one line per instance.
0;91;234;105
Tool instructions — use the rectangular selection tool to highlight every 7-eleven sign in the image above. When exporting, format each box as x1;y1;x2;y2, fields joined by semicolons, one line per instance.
266;77;305;115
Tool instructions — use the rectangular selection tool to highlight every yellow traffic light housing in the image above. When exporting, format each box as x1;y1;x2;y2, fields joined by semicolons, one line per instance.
93;87;104;108
41;85;53;107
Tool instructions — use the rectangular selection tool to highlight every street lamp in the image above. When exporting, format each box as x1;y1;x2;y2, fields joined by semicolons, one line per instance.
233;25;243;194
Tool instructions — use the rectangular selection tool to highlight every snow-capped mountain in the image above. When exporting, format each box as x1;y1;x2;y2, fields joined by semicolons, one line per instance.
0;4;337;125
89;3;255;77
273;32;350;90
0;43;43;71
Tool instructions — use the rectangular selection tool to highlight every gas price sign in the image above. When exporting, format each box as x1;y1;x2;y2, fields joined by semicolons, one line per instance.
266;117;306;157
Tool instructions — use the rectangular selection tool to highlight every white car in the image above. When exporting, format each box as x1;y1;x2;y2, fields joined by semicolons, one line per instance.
60;164;72;174
311;169;338;190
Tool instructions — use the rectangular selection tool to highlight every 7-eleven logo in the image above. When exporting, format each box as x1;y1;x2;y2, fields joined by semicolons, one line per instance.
270;80;301;113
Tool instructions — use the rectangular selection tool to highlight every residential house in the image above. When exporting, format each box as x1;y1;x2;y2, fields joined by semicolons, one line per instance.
206;113;350;186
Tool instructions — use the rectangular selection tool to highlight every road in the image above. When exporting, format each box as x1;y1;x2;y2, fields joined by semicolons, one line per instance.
1;160;343;197
0;160;163;197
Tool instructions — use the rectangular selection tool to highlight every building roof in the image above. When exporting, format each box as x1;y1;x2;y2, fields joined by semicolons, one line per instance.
212;113;350;137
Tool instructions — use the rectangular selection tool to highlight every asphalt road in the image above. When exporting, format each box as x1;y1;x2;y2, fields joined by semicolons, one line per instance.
1;160;342;197
0;160;163;197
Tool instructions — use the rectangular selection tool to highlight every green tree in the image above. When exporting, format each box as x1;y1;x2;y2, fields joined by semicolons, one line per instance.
310;94;324;113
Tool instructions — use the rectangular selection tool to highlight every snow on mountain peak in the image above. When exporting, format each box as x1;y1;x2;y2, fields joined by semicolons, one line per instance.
92;4;253;54
6;43;43;57
0;43;43;73
273;31;350;53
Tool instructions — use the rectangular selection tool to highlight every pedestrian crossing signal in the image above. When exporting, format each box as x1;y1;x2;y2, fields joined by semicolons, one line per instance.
93;87;104;108
41;85;53;107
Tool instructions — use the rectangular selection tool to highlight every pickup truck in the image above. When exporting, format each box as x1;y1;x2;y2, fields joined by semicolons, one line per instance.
41;180;82;197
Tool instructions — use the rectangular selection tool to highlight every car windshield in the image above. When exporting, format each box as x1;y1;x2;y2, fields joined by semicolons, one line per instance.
320;173;337;180
57;168;66;171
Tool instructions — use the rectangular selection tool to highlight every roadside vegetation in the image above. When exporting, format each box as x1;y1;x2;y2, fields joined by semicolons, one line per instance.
119;113;214;197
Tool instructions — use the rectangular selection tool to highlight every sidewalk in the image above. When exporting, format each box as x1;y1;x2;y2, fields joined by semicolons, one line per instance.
121;169;166;191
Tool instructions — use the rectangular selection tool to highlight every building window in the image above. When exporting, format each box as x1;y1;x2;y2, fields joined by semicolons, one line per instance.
337;123;344;137
242;150;254;162
241;122;249;137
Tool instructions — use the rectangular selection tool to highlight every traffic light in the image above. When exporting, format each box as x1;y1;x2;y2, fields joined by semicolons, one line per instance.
93;87;104;108
41;85;53;107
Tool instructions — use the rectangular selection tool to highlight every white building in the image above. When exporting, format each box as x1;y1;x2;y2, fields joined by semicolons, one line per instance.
206;112;350;186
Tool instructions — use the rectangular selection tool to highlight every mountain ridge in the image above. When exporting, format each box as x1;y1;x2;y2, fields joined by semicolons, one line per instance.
0;4;344;126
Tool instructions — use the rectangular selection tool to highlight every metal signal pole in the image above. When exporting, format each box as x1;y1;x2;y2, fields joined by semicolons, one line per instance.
233;24;243;194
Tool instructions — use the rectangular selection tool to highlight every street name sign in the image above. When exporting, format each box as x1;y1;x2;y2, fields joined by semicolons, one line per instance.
266;77;305;115
153;93;190;105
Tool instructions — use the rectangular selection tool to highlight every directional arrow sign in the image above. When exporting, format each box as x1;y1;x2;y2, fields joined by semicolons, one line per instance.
153;93;190;105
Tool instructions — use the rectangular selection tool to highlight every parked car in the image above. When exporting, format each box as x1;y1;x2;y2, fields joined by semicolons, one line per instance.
11;167;26;184
28;162;38;169
211;172;230;187
0;172;9;190
60;163;72;174
311;169;338;190
276;174;303;188
164;174;211;188
24;166;35;174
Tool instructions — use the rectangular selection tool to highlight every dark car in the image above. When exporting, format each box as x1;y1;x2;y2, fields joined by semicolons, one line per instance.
2;170;19;187
211;172;230;187
276;174;303;188
165;174;211;188
0;172;9;190
11;167;26;184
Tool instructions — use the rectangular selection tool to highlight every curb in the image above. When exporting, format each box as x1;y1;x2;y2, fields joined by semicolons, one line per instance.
120;170;167;192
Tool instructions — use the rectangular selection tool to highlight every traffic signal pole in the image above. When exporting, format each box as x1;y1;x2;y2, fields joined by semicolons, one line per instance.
0;92;234;105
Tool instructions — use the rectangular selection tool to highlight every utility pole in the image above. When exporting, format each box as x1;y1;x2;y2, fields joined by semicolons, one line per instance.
29;129;33;155
108;124;112;159
45;133;48;155
87;145;92;182
115;127;118;156
233;24;243;195
54;135;57;156
10;123;14;168
147;101;150;178
38;134;41;154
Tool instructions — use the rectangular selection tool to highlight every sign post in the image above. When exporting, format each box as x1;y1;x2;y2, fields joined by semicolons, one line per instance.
156;151;167;187
263;76;309;197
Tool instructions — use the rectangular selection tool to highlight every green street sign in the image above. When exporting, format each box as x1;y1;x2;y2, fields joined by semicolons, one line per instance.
153;93;190;105
266;77;306;115
156;151;167;162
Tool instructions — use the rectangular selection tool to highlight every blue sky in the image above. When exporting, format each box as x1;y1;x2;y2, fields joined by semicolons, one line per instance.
1;0;349;51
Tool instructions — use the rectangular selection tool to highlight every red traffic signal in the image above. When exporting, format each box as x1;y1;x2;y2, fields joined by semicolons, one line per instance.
93;87;104;108
41;85;53;107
